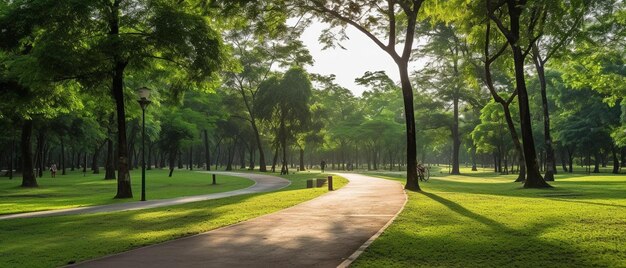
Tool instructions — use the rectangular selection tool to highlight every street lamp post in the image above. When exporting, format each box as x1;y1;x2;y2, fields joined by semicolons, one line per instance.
137;87;152;201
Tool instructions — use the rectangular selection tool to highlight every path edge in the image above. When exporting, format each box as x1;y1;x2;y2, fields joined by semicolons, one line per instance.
0;172;288;220
66;173;345;267
337;184;408;268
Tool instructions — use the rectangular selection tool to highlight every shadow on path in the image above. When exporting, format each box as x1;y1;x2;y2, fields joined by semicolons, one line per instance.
70;173;406;268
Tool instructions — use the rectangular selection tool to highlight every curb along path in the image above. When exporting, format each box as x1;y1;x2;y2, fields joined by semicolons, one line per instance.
73;173;406;268
0;172;290;220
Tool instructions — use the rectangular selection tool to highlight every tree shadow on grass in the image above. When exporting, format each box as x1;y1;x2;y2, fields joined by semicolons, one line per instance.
362;191;609;267
417;177;626;201
549;198;626;209
420;191;522;235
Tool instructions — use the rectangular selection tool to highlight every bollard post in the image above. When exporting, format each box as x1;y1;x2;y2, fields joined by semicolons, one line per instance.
328;176;333;191
212;174;216;185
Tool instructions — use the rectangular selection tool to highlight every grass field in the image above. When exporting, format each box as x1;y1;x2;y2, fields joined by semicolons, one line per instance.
0;171;347;267
0;169;254;215
353;167;626;267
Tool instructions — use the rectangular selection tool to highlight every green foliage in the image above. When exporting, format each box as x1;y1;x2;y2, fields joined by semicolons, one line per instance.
559;0;626;104
551;76;620;154
471;101;517;154
256;67;312;136
158;108;198;156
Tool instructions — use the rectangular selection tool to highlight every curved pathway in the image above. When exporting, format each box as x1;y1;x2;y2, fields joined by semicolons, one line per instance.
0;172;290;220
72;173;406;268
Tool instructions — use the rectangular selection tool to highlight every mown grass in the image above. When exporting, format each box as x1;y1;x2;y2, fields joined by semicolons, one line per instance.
353;167;626;267
0;169;254;215
0;171;347;267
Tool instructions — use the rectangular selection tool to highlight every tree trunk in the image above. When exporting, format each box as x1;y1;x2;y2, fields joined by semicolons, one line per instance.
35;129;45;178
612;147;620;174
593;152;600;173
147;142;152;170
503;152;509;174
226;145;232;171
189;146;193;171
204;130;211;171
238;84;267;172
105;138;116;180
239;145;246;169
471;145;478;171
82;153;87;173
280;118;288;175
568;149;574;173
20;120;37;187
532;48;556;181
251;120;266;172
168;149;176;177
485;54;526;181
112;62;131;198
177;150;183;169
77;150;82;171
621;147;626;167
110;0;132;198
271;143;279;173
214;144;221;171
367;149;371;170
70;150;75;171
299;147;305;171
451;87;461;174
9;130;15;179
504;107;527;169
506;1;550;188
397;61;420;191
560;149;568;172
92;144;101;174
127;120;138;171
226;142;234;171
249;146;255;170
60;138;66;175
373;149;378;170
133;147;139;170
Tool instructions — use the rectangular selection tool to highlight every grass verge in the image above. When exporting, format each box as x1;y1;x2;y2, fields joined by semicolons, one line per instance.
352;167;626;267
0;169;254;215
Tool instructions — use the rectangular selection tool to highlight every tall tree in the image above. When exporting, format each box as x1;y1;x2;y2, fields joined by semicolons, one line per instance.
256;67;312;175
296;0;425;190
480;22;528;182
224;27;312;172
0;43;82;187
158;108;196;177
527;0;592;181
414;23;478;174
486;0;551;188
0;0;227;197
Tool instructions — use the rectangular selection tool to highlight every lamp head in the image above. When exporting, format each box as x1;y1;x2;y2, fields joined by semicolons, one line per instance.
138;87;151;100
137;87;152;110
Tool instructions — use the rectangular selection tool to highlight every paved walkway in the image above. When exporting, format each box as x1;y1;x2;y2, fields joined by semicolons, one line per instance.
72;173;407;268
0;172;290;220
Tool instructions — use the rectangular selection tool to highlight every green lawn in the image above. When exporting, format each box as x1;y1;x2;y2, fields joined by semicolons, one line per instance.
353;167;626;267
0;169;255;215
0;171;347;267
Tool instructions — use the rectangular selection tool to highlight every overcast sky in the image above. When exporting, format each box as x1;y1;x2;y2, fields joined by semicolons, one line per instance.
298;22;403;96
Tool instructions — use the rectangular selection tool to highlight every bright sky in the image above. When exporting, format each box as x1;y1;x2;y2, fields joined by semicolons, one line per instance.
299;22;402;96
